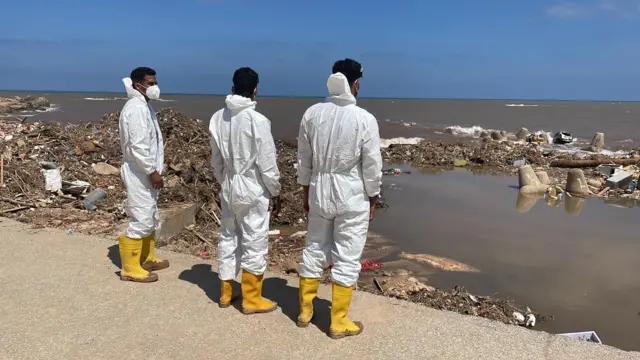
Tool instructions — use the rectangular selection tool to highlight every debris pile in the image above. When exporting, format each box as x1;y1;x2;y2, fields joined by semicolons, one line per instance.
356;267;546;327
0;96;51;115
382;140;551;170
0;108;304;233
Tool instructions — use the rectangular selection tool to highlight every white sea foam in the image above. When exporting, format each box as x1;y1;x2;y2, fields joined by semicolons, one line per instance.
84;96;174;102
552;148;628;158
379;137;423;149
84;97;127;101
505;104;539;107
35;104;60;113
444;125;492;137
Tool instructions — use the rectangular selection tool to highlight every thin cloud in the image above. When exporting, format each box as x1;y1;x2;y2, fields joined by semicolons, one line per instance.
547;0;640;19
546;3;593;18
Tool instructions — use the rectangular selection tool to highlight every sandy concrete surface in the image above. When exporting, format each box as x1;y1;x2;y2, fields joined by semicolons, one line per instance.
0;218;638;360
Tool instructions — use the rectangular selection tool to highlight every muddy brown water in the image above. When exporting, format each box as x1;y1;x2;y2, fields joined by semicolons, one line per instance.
5;91;640;145
369;165;640;351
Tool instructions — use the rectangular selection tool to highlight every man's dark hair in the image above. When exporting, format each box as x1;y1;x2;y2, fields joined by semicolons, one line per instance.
233;67;259;98
332;58;363;86
130;67;156;84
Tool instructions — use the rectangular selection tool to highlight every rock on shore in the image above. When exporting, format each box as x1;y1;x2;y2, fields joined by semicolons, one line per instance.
0;96;51;114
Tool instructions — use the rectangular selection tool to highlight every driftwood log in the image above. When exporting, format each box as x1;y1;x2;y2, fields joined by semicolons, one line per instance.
550;158;639;168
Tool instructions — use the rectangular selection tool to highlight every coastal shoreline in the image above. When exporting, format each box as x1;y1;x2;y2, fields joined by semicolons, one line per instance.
3;99;640;335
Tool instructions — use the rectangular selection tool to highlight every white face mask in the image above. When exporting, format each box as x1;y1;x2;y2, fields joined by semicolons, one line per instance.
145;85;161;100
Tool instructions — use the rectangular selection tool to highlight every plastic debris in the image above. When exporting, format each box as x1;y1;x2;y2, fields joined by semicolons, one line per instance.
61;180;91;196
268;229;281;238
525;313;536;327
382;168;403;175
560;331;602;344
513;312;525;323
83;188;108;211
361;259;384;272
41;162;62;192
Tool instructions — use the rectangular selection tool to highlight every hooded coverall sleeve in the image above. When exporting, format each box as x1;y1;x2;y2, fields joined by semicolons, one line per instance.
209;134;224;185
361;114;383;198
254;117;281;197
297;116;312;186
124;106;156;175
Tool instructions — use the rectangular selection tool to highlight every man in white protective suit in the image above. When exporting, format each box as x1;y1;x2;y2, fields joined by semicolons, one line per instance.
296;58;382;338
209;67;282;313
117;67;169;283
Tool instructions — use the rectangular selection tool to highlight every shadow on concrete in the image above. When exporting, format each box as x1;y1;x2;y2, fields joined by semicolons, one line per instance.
178;264;331;332
107;244;121;277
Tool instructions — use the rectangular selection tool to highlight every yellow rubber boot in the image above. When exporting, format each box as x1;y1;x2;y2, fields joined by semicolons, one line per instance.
219;280;240;308
241;270;277;315
140;232;170;272
118;235;158;283
297;277;320;327
329;283;363;339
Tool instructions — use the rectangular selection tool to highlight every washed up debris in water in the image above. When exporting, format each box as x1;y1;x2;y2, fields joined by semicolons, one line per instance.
552;131;573;145
382;168;402;175
560;331;602;344
398;252;480;273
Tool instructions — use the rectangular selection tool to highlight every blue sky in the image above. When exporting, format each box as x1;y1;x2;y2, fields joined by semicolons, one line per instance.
1;0;640;100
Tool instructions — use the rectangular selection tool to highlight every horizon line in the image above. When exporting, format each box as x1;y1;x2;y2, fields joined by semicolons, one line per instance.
0;89;638;103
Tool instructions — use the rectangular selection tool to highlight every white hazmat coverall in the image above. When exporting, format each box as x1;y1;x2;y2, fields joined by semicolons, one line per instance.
297;73;383;287
119;78;165;239
209;95;281;281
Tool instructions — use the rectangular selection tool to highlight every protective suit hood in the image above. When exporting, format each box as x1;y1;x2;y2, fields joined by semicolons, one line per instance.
122;77;146;102
326;73;356;104
225;94;257;114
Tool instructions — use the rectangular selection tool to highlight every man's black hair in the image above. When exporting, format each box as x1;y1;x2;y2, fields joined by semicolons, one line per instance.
332;58;363;86
233;67;259;98
130;67;156;84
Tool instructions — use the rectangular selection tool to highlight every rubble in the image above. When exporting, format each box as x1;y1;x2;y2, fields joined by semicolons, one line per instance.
0;108;305;238
0;96;51;115
358;268;548;327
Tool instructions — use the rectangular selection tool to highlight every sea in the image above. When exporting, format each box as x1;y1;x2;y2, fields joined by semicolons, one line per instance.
3;91;640;351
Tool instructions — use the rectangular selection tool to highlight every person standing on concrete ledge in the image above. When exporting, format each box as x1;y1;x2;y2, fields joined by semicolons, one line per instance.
296;59;383;338
118;67;170;283
209;67;282;313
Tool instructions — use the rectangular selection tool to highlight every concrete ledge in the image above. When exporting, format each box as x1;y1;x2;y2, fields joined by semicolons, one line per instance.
1;218;638;360
157;202;197;245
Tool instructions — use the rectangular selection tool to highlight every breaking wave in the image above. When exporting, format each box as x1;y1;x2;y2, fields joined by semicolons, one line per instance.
505;104;539;107
84;97;127;101
34;104;60;113
444;125;492;137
